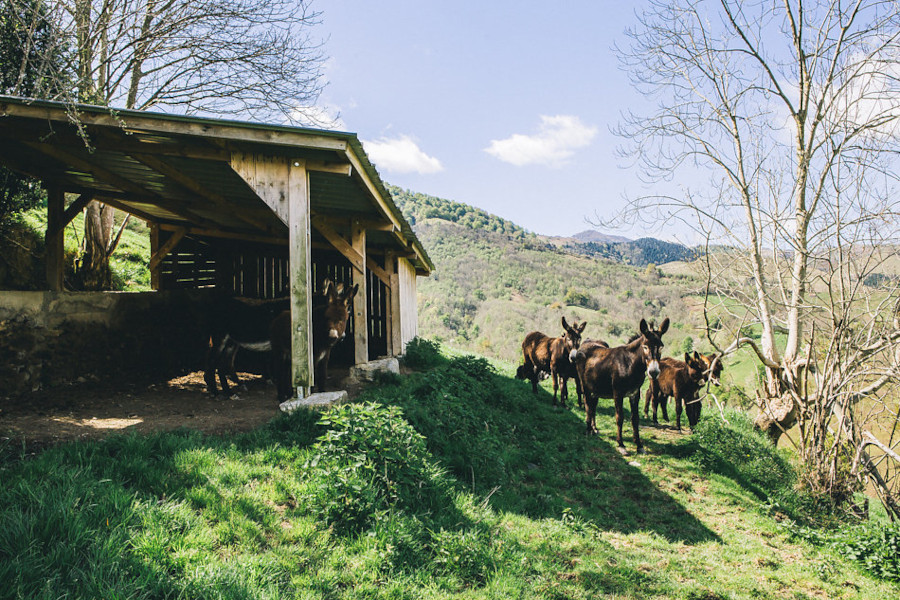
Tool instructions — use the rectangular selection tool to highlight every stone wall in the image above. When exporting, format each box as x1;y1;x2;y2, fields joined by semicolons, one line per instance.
0;290;215;397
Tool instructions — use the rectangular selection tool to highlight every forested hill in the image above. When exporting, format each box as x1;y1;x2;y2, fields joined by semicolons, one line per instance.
560;237;697;266
386;184;694;267
387;185;536;241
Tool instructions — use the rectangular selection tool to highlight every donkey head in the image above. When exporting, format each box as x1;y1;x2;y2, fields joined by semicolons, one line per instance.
561;317;587;357
697;352;723;386
321;281;359;344
639;317;669;380
685;351;707;384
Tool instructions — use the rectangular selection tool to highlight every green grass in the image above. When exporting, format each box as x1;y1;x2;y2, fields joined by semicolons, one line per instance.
1;346;897;599
18;205;151;291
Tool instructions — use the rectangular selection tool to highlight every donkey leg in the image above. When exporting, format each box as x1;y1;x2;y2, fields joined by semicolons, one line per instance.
560;375;569;408
551;370;560;406
575;375;584;410
629;392;644;453
205;336;229;396
585;394;599;435
660;396;669;422
613;393;626;450
674;396;683;431
643;388;652;419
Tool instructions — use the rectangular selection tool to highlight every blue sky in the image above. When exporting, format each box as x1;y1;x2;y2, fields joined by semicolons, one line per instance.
309;1;662;239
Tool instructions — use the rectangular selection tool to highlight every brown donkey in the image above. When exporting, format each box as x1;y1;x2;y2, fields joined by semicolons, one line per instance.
270;280;359;401
574;318;669;454
644;352;707;430
517;317;587;407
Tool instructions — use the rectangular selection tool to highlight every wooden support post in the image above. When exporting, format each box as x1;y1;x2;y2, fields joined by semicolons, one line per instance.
387;251;402;356
351;221;368;365
288;159;314;394
150;224;161;290
45;187;64;291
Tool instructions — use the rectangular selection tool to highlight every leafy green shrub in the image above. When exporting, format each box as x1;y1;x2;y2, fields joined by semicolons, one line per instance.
787;520;900;583
401;337;444;370
832;522;900;582
303;403;453;535
692;409;795;499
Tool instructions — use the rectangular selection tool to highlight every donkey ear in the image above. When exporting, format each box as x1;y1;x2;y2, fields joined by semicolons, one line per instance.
639;318;649;336
345;283;360;301
684;353;692;364
659;317;670;335
693;350;701;361
321;279;333;297
561;316;570;331
578;321;587;333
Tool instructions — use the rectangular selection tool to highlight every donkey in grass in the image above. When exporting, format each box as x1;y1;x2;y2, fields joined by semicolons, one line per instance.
269;280;358;401
204;295;290;397
574;318;669;454
644;351;708;430
517;317;587;408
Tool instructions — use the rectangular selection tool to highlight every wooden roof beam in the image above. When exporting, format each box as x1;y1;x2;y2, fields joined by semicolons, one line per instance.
158;223;289;246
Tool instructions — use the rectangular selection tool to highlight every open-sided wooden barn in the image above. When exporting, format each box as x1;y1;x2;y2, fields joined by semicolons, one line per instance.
0;95;432;397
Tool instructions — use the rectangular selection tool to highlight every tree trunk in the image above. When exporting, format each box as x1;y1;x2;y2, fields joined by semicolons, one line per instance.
76;200;114;290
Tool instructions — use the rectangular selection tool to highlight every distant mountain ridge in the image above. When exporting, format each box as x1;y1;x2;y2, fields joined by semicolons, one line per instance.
386;184;694;267
571;229;632;244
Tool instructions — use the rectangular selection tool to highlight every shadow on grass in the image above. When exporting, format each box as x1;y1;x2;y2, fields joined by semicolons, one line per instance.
376;359;719;546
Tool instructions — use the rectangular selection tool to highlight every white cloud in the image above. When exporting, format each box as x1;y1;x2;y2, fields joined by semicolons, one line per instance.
362;135;444;174
485;115;598;167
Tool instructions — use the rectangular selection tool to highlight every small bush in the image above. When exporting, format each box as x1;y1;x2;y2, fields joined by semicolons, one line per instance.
303;403;453;535
832;522;900;582
401;337;443;370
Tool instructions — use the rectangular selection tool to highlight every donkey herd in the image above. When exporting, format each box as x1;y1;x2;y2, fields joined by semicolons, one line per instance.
201;278;723;455
517;316;724;454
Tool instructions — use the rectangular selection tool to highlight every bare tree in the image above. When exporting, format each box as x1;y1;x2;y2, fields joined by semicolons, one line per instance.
614;0;900;519
7;0;327;288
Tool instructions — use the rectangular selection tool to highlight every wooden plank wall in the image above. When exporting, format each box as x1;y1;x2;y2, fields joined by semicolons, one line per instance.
158;234;218;290
398;257;418;349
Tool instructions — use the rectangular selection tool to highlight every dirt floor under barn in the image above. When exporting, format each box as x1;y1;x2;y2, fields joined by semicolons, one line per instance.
0;368;366;451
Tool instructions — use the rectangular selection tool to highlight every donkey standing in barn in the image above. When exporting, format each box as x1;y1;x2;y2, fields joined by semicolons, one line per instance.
269;280;359;400
517;317;587;408
644;352;707;430
204;295;290;397
574;318;669;454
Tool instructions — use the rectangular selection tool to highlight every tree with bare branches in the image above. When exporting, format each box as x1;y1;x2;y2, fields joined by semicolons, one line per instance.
614;0;900;519
6;0;326;288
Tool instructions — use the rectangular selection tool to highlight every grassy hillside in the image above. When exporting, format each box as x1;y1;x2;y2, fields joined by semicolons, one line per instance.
1;206;151;291
2;347;897;599
412;218;704;363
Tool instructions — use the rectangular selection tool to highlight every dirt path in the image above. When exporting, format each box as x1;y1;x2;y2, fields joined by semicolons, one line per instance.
0;369;360;450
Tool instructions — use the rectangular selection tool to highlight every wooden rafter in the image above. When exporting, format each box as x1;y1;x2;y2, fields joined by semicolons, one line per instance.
148;227;187;271
129;152;273;231
48;193;92;238
311;215;365;274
